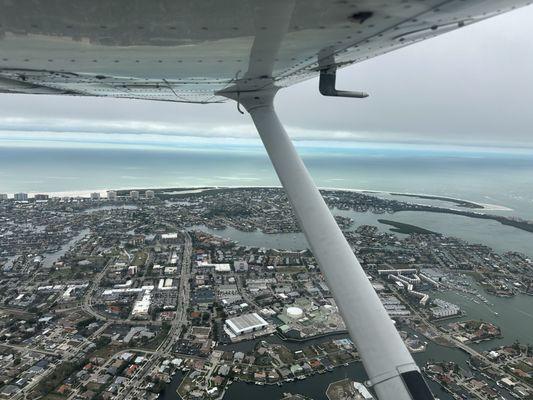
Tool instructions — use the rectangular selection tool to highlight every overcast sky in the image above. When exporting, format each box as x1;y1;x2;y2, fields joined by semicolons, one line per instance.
1;5;533;152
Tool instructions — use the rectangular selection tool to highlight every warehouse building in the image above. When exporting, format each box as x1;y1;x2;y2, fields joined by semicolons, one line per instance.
224;313;268;337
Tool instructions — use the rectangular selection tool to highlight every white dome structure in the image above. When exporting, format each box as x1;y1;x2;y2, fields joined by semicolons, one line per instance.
286;306;303;319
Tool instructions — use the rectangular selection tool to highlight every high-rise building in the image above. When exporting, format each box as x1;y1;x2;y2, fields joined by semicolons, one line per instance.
233;260;249;272
0;194;8;200
14;193;28;201
145;190;155;199
90;192;101;200
130;190;140;200
34;194;49;201
107;190;117;201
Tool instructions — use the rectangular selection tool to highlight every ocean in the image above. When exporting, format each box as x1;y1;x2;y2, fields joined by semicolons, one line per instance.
1;144;533;218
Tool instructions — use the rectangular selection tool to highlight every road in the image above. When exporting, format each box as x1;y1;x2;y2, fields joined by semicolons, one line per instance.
0;343;62;357
115;230;192;399
13;232;193;400
80;257;114;321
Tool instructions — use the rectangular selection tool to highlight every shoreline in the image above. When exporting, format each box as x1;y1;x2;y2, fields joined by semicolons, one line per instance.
3;185;513;212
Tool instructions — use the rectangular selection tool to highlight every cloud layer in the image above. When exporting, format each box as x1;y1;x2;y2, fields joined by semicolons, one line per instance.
1;6;533;150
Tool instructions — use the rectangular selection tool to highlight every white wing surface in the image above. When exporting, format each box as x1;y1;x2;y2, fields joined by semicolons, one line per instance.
0;0;529;102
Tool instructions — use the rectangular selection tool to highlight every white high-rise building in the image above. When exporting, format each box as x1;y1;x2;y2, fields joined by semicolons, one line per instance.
90;192;100;200
145;190;155;199
130;190;140;200
107;190;117;201
0;194;8;200
14;193;28;201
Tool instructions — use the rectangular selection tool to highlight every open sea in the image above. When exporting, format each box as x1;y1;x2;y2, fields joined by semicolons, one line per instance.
1;145;533;217
2;144;533;257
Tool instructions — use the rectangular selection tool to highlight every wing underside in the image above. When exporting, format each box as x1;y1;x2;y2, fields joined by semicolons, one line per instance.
0;0;529;103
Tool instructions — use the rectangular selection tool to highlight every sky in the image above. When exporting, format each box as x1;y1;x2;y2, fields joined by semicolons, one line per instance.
1;5;533;153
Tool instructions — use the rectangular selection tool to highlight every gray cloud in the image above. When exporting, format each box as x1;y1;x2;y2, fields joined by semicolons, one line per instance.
1;6;532;149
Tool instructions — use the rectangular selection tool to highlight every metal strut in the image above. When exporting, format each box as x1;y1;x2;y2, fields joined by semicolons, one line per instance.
216;0;433;396
224;88;434;400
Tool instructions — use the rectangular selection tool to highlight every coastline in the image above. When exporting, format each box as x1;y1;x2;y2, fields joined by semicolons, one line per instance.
3;185;513;212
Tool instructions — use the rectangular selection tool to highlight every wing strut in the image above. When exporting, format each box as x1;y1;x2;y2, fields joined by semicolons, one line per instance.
217;1;434;397
225;88;434;400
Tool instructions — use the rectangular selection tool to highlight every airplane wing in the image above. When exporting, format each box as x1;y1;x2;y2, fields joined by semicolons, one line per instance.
0;0;529;103
1;2;529;400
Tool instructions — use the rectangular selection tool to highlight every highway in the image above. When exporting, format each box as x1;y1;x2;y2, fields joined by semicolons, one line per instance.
115;230;192;399
13;232;193;400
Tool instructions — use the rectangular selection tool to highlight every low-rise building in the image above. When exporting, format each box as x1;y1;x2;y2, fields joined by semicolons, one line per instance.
224;313;268;336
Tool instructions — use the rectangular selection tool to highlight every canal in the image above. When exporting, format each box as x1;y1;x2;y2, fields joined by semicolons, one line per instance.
161;208;533;399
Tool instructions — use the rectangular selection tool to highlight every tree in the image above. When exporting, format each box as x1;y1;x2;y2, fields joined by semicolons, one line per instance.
95;336;111;349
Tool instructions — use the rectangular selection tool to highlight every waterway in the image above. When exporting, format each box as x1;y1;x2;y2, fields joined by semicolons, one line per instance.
194;208;533;257
432;277;533;351
42;228;90;268
163;210;533;399
160;332;461;400
161;310;531;400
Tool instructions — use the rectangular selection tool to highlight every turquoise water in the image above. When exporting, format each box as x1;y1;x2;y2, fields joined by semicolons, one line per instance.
2;145;533;256
196;207;533;257
173;227;533;400
1;145;533;216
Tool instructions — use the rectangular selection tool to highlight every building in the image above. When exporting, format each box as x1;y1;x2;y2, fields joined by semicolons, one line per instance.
0;384;19;398
286;306;304;319
107;190;117;201
353;382;374;399
224;313;269;336
129;235;145;246
161;232;178;243
158;278;175;290
90;192;100;200
130;190;140;200
431;299;460;318
214;263;231;273
233;260;249;272
145;190;155;199
131;292;151;319
191;287;215;309
0;194;8;200
14;192;28;201
34;194;49;200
